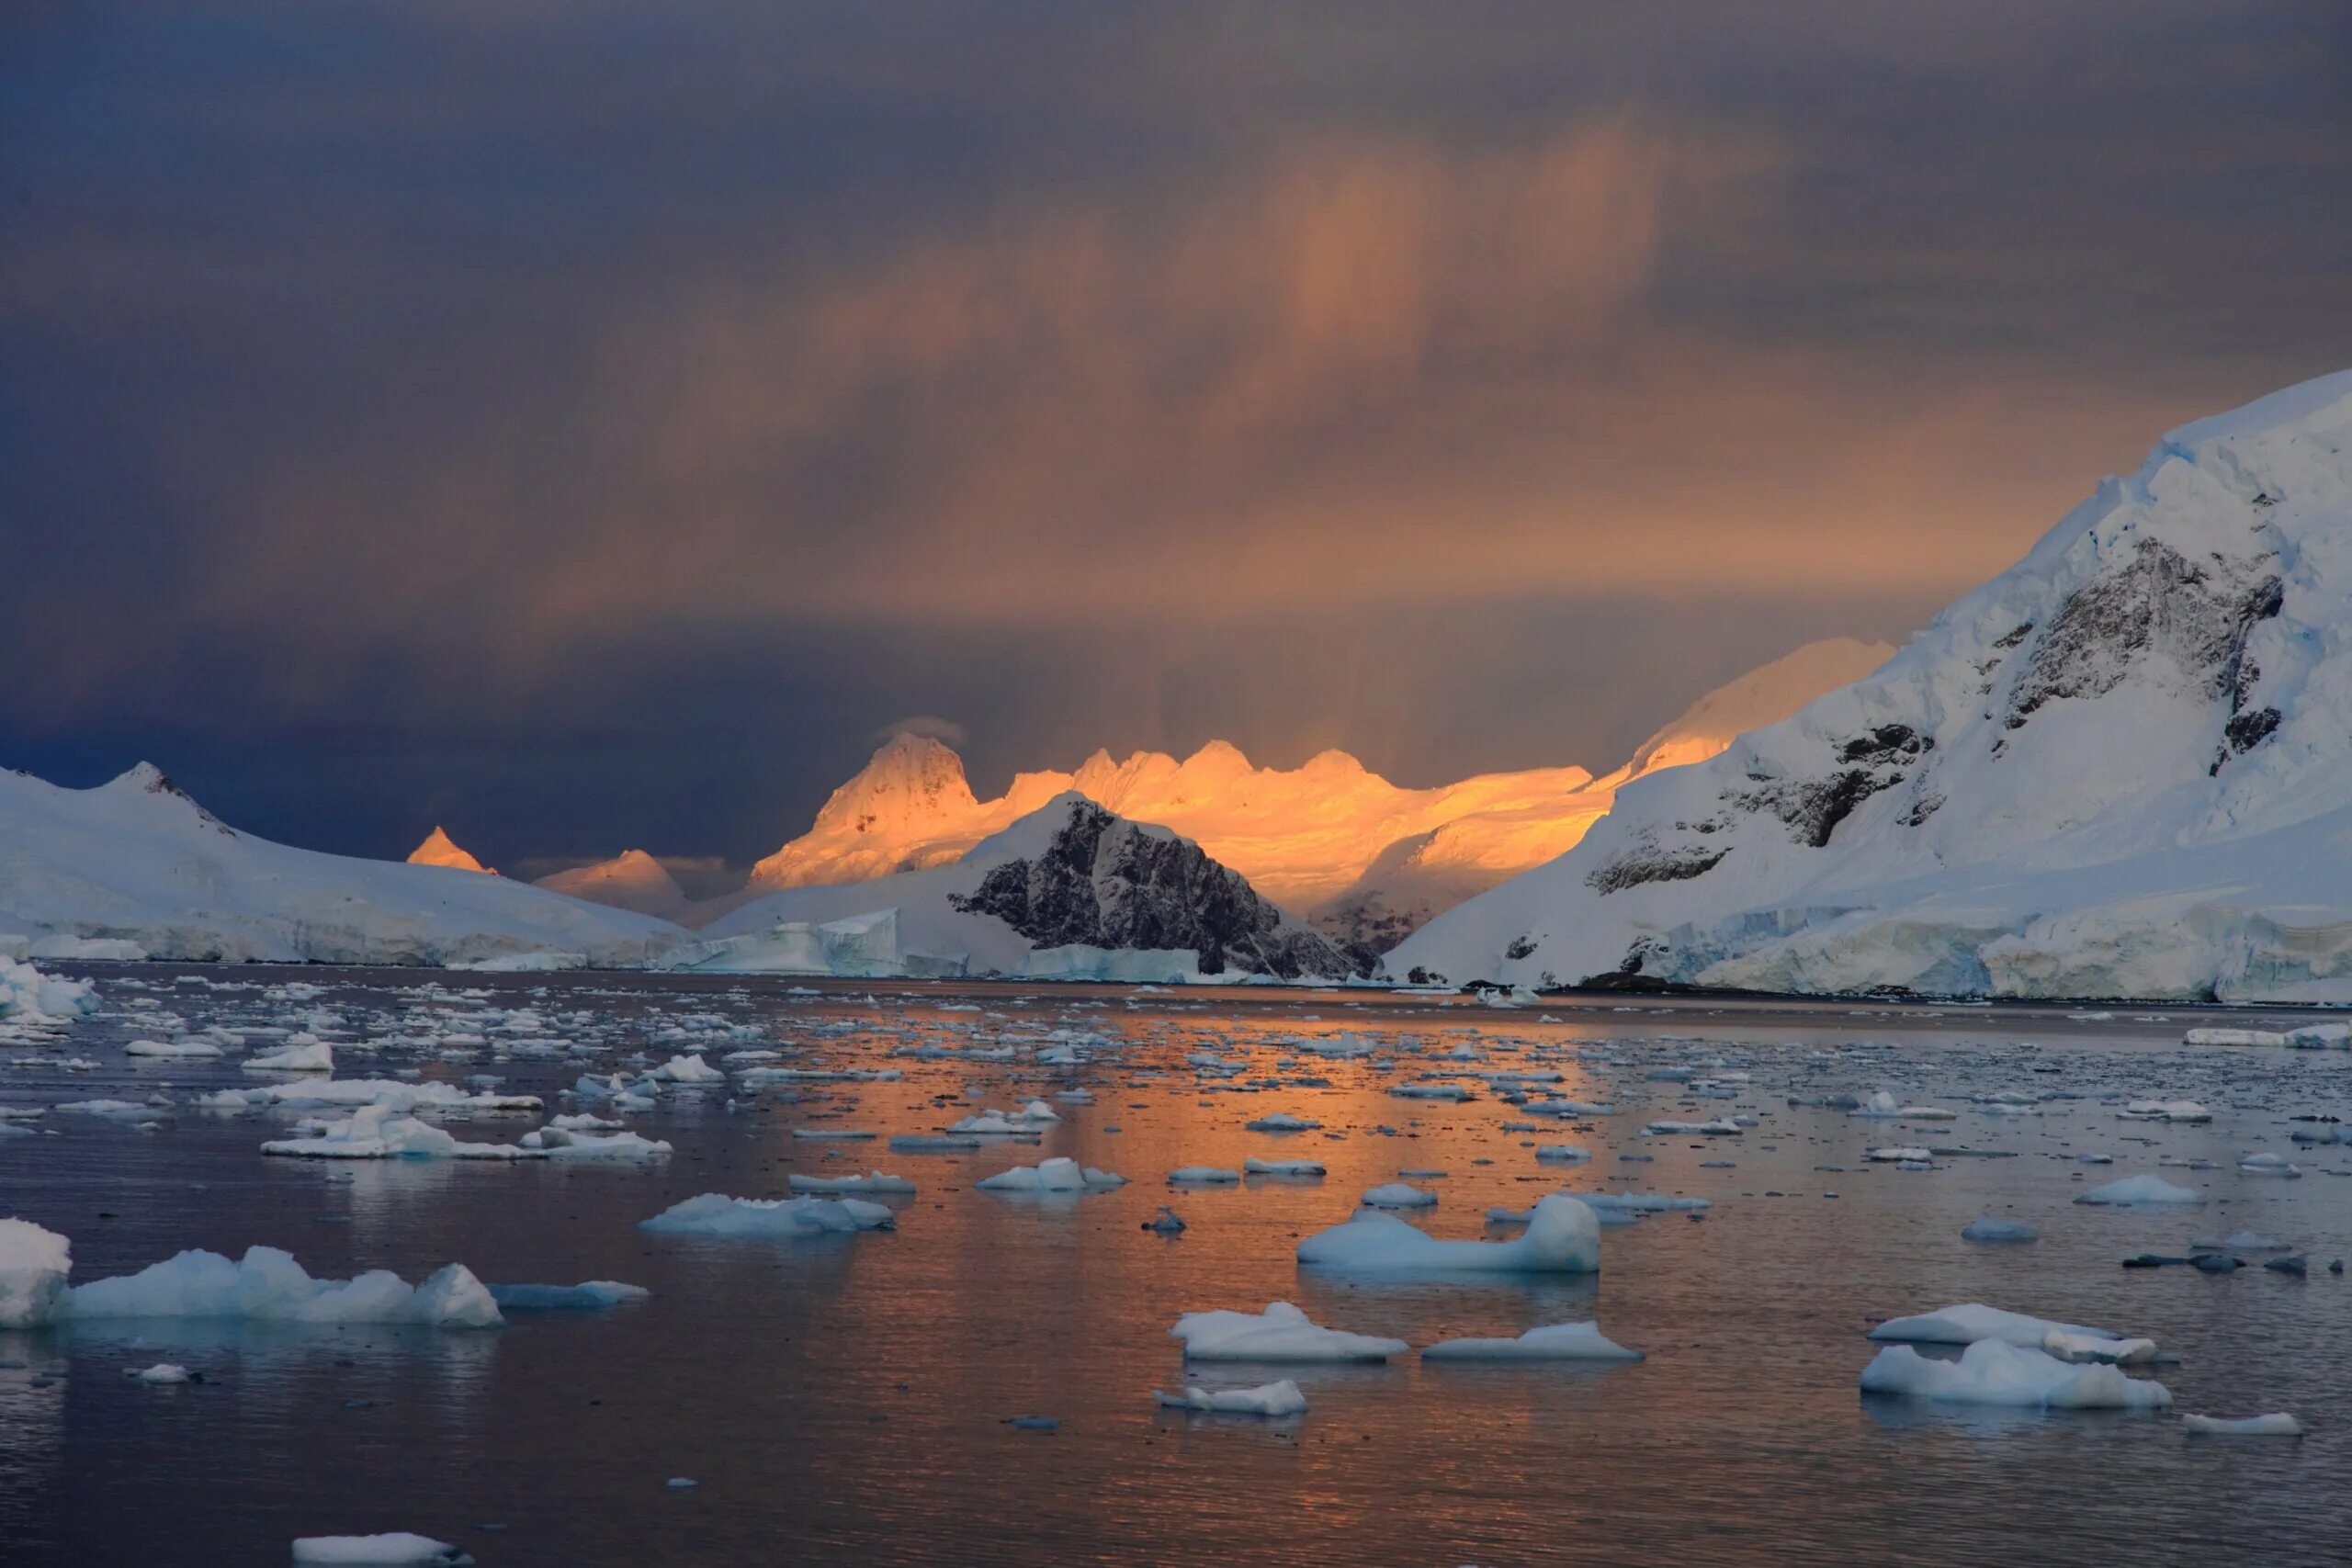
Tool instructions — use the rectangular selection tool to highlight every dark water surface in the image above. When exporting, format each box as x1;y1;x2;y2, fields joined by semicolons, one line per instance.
4;967;2348;1565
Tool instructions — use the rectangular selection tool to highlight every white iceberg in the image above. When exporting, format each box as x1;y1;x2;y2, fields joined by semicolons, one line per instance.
976;1157;1125;1192
486;1281;650;1310
1152;1380;1307;1416
1421;1321;1642;1362
786;1171;916;1194
640;1193;895;1237
1869;1303;2124;1348
2183;1412;2302;1437
2075;1175;2206;1206
1359;1182;1438;1209
1170;1301;1408;1362
291;1535;474;1565
1860;1339;2172;1410
1298;1194;1600;1275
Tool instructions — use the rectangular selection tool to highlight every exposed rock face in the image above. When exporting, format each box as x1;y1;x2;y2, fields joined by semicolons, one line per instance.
950;800;1355;978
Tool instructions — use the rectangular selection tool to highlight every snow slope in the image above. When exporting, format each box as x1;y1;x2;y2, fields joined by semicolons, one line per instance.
406;827;492;874
533;850;693;922
1389;368;2352;1002
1309;637;1893;952
0;764;684;966
684;794;1352;981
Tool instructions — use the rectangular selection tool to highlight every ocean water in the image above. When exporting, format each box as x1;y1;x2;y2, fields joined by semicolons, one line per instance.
4;967;2349;1565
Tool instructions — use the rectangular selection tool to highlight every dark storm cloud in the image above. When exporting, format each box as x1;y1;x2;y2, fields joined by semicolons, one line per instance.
1;0;2346;867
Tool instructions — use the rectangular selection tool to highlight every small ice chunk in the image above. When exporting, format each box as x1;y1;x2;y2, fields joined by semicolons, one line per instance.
1170;1301;1407;1362
1300;1194;1600;1275
290;1534;473;1565
1421;1321;1642;1362
2183;1413;2303;1437
1860;1339;2172;1410
640;1193;895;1237
1869;1303;2122;1348
2075;1175;2206;1206
1241;1158;1324;1178
1167;1167;1239;1184
1152;1379;1306;1416
975;1157;1125;1192
786;1171;915;1194
1962;1218;2041;1245
486;1281;650;1310
129;1361;191;1383
1359;1182;1437;1208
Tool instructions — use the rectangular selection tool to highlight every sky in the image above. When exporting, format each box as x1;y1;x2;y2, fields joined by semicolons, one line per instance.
3;0;2347;876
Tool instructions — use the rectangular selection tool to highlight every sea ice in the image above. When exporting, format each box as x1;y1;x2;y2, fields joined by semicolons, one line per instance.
1860;1339;2172;1410
640;1193;895;1237
1421;1321;1641;1361
2075;1175;2206;1206
975;1157;1125;1192
1152;1380;1307;1416
1298;1194;1600;1274
1170;1301;1408;1362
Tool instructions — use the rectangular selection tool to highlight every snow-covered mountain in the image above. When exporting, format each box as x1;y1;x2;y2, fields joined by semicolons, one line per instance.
743;731;1590;909
0;763;684;966
736;639;1881;946
407;826;492;874
686;794;1353;981
1308;638;1893;953
1389;368;2352;1003
533;850;693;923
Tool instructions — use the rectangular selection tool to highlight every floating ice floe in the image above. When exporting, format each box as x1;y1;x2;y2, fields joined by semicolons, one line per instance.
1580;1192;1708;1213
1869;1303;2128;1348
1643;1118;1742;1136
2117;1100;2211;1122
946;1101;1060;1134
976;1157;1125;1192
126;1038;222;1059
0;958;97;1025
486;1281;650;1310
1867;1146;1934;1163
1245;1113;1320;1132
129;1361;191;1383
1421;1321;1641;1361
242;1038;334;1073
2042;1329;2158;1365
786;1170;916;1194
0;1221;500;1329
1299;1194;1600;1275
1241;1158;1323;1178
1152;1380;1307;1416
291;1534;474;1565
1860;1339;2172;1410
649;1053;726;1084
639;1193;895;1237
2237;1153;2301;1178
1851;1091;1953;1121
1962;1218;2041;1244
1534;1144;1591;1163
262;1105;531;1160
2075;1175;2206;1206
1170;1301;1408;1362
1359;1182;1438;1209
1389;1083;1473;1101
1168;1167;1239;1184
2183;1413;2303;1437
519;1127;672;1161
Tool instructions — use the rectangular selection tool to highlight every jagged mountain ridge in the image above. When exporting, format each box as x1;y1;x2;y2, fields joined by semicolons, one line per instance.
1388;367;2352;1001
695;793;1354;979
723;637;1886;950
